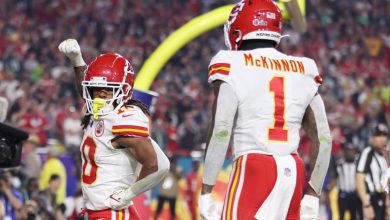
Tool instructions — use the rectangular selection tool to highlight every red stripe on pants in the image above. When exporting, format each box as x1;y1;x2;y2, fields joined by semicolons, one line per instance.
222;157;239;219
224;157;243;219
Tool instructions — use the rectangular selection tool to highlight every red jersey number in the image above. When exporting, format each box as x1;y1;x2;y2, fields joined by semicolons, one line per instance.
268;76;288;141
81;136;98;185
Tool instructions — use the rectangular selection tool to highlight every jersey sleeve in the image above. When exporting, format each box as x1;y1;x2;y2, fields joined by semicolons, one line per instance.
111;106;150;138
302;57;323;86
208;50;233;84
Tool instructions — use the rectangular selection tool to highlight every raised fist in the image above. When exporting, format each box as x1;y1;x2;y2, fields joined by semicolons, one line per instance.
58;39;85;67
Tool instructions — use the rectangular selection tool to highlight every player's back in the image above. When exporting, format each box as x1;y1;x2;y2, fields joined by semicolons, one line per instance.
208;48;321;158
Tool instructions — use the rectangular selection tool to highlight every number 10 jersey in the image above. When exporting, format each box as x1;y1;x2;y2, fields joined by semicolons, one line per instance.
80;105;150;210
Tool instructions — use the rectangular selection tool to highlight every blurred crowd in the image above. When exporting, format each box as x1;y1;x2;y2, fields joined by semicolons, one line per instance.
0;0;389;219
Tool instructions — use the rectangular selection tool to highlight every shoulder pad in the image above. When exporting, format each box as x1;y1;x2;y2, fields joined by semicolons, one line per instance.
301;57;322;85
112;106;150;137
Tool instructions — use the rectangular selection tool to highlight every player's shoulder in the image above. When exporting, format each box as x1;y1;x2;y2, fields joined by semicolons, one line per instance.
209;50;235;65
301;56;318;72
287;54;323;85
208;50;238;84
111;105;150;137
114;105;148;121
209;49;246;68
286;55;318;73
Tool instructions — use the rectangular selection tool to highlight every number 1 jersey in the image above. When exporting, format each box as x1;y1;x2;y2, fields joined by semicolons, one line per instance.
208;48;322;159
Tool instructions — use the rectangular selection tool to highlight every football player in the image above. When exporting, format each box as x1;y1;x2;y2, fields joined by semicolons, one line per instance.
59;39;170;219
199;0;332;219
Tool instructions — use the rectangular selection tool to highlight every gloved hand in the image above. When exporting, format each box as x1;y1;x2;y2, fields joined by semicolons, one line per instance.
198;193;221;220
58;39;86;67
300;194;319;220
104;188;134;210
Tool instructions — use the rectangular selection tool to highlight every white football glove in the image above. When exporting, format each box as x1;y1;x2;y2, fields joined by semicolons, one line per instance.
300;194;319;220
198;193;221;220
104;189;134;210
58;39;86;67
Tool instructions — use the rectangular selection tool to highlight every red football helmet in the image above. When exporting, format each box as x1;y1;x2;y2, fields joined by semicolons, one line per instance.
82;53;135;116
224;0;283;50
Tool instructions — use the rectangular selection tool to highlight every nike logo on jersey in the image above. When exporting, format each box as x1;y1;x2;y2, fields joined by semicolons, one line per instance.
109;194;121;202
122;114;134;118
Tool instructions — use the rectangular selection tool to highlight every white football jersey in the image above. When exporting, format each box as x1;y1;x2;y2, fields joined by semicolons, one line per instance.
208;48;322;158
80;105;151;210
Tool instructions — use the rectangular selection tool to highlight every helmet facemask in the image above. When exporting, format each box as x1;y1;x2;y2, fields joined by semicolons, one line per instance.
82;77;131;119
224;21;233;50
224;21;243;50
224;0;246;50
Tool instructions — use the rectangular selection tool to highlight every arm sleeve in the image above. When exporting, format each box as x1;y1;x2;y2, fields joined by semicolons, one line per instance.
124;139;170;200
307;94;333;196
203;82;238;185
